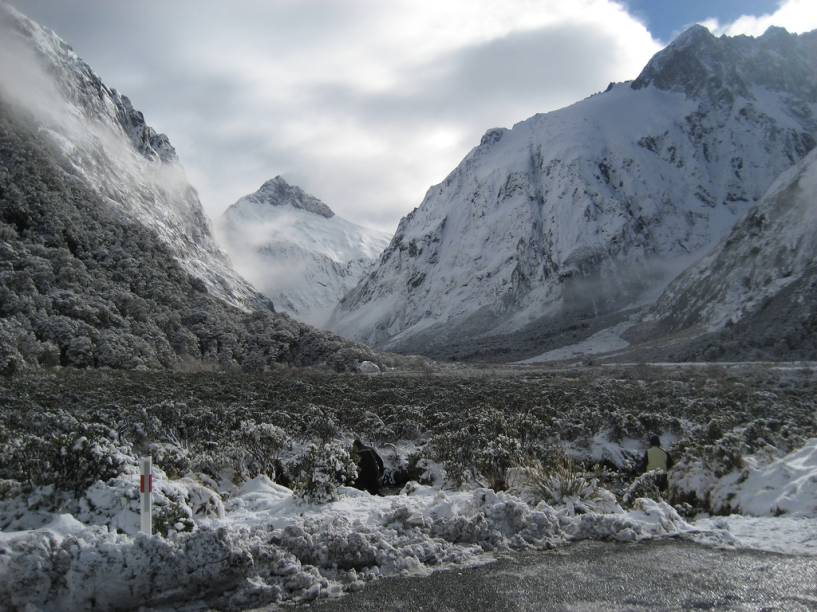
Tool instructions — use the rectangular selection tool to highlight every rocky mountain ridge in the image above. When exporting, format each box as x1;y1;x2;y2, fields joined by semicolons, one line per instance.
330;24;817;360
643;146;817;360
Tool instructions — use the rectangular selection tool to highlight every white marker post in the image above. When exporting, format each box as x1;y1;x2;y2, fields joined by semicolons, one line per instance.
140;455;153;535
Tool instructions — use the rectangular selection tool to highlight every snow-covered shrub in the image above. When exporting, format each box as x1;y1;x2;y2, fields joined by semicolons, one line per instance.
154;499;196;536
429;407;522;488
622;470;666;508
294;443;357;504
743;417;805;455
701;430;745;477
512;455;605;512
0;478;22;500
2;425;132;493
147;441;191;479
238;419;289;479
475;434;523;491
381;404;424;440
429;431;474;487
608;411;645;442
300;405;340;444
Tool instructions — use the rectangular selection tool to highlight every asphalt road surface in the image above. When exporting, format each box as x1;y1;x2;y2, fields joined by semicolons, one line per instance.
307;539;817;611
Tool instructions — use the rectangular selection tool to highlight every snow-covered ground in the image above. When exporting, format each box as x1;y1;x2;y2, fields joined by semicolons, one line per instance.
672;437;817;517
517;320;634;364
692;516;817;556
0;474;692;610
3;439;817;609
606;361;817;369
2;367;816;609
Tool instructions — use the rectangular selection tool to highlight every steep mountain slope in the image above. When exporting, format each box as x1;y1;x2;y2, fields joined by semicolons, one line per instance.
217;178;390;326
0;3;381;373
330;25;817;360
645;147;817;360
0;2;259;311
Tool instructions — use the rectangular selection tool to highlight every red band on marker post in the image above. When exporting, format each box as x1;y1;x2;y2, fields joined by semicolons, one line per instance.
139;474;154;493
140;455;153;535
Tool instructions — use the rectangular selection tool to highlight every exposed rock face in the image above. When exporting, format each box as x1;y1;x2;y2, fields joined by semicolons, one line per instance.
632;25;817;102
218;178;390;327
330;25;817;360
647;147;817;360
239;177;336;219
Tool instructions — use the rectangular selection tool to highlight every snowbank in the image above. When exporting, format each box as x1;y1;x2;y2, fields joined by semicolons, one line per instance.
713;438;817;516
6;439;815;609
671;438;817;516
0;476;694;610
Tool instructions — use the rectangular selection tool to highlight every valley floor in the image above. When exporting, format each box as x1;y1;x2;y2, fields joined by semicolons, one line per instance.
0;365;815;609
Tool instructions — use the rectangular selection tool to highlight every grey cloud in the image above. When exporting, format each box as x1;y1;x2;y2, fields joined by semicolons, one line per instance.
292;22;634;138
11;1;656;234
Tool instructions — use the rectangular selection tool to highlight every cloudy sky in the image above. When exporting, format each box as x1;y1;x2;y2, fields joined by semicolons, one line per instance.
12;0;817;233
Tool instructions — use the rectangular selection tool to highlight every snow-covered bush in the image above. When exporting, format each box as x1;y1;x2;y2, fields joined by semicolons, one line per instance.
238;419;289;479
430;430;475;486
429;407;525;488
147;441;191;479
622;470;666;508
380;404;424;440
608;411;645;442
701;430;746;477
153;499;196;536
511;455;605;513
300;404;340;444
2;425;132;493
474;434;523;491
294;443;357;504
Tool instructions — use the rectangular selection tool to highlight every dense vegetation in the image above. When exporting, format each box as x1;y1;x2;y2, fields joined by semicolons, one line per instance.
0;102;383;374
1;365;814;516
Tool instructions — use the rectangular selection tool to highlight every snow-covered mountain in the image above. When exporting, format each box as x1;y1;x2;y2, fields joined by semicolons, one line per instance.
330;25;817;359
0;2;260;311
218;177;390;326
0;3;384;372
646;146;817;360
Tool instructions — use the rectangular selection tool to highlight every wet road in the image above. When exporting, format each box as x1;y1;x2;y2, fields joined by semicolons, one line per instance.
309;539;817;611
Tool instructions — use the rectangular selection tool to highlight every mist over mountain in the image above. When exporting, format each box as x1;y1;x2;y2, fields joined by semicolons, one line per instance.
217;177;390;327
0;3;382;373
330;24;817;361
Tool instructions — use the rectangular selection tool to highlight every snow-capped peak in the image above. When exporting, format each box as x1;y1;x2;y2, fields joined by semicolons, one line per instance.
330;25;817;360
218;179;391;326
243;176;336;219
632;24;817;102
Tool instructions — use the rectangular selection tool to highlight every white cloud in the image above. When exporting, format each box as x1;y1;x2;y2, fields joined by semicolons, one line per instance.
701;0;817;36
14;0;661;234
